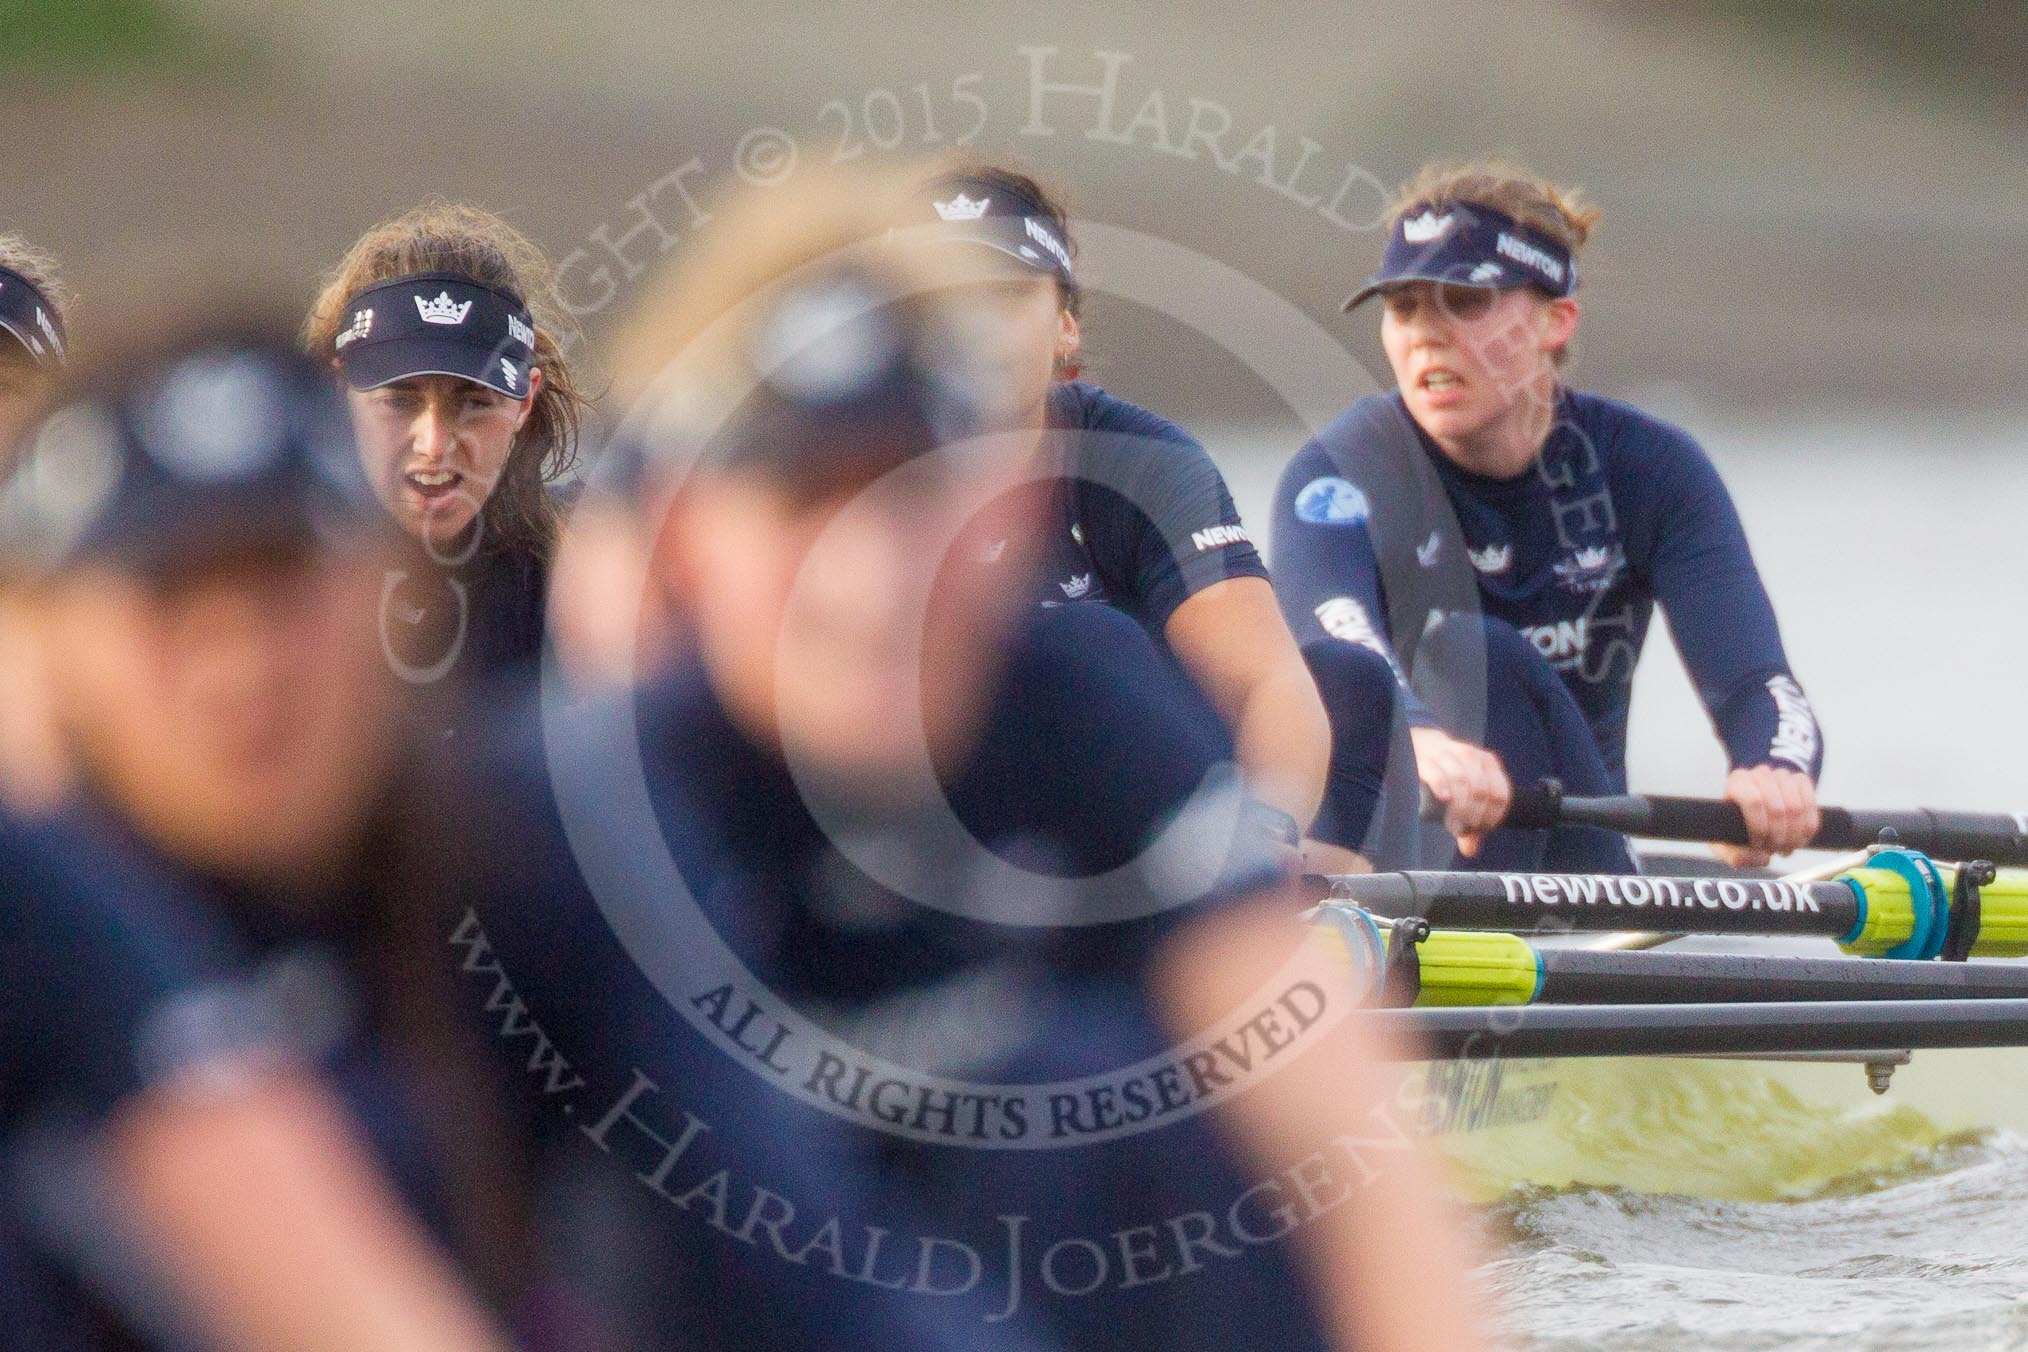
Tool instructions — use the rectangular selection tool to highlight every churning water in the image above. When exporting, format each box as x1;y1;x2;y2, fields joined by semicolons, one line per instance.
1485;1134;2028;1350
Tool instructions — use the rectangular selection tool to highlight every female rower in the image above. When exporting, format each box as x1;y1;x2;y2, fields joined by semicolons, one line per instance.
1272;160;1822;870
901;164;1391;867
304;201;587;690
0;235;72;812
1;325;530;1346
1;812;513;1352
454;165;1491;1351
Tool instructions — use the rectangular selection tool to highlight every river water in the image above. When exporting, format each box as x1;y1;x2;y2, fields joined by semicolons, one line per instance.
1484;1133;2028;1350
1213;405;2028;1350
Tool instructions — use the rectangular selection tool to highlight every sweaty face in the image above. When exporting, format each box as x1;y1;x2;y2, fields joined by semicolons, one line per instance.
0;345;52;473
672;450;1032;794
1380;283;1561;449
347;373;536;546
39;548;397;884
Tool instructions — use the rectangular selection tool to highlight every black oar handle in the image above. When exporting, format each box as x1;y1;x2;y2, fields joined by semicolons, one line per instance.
1450;780;2028;865
1329;869;1861;938
1537;948;2028;1004
1489;783;1770;841
1377;997;2028;1060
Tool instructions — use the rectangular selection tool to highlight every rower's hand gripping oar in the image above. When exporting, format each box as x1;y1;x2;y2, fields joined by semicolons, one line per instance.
1426;778;2028;866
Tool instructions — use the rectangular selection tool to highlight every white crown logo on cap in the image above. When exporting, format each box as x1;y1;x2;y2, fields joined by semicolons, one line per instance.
1401;209;1454;243
141;354;286;482
933;193;991;222
751;277;892;403
415;291;473;325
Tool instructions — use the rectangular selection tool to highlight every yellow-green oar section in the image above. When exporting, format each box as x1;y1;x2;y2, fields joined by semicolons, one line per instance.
1305;906;1542;1007
1402;930;1541;1007
1316;849;2028;964
1967;868;2028;955
1299;864;2028;1202
1839;860;2028;958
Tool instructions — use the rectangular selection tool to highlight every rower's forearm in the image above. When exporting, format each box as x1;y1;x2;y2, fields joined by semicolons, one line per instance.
1155;892;1498;1352
114;1074;516;1352
1230;663;1333;832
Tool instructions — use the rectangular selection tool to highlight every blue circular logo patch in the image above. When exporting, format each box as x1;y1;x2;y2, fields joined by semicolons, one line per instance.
1294;476;1369;525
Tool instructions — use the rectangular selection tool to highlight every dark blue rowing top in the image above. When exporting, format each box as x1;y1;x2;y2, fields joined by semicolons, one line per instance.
1;814;285;1350
454;604;1329;1350
0;814;267;1135
380;536;548;690
1018;382;1268;635
1270;388;1823;788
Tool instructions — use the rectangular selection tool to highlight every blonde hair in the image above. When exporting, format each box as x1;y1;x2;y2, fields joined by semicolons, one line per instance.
0;234;75;347
304;201;585;555
612;162;1003;444
1387;159;1600;258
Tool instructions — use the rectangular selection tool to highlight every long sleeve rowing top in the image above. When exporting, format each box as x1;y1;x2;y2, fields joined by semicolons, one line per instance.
1269;388;1823;789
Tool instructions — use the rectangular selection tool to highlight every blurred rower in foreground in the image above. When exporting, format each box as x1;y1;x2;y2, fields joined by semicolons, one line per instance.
305;202;587;700
0;234;74;812
459;167;1491;1350
544;432;681;688
1273;160;1822;870
0;814;512;1352
0;326;522;1350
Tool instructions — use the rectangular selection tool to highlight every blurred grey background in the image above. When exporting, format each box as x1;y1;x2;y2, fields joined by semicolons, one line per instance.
8;0;2025;415
7;0;2027;809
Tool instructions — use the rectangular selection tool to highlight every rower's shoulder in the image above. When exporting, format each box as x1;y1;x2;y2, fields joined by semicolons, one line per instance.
1305;392;1425;467
1052;381;1224;504
1051;380;1197;450
1277;394;1426;516
1562;388;1707;467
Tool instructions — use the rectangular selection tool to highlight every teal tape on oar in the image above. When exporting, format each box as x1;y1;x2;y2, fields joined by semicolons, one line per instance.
1303;901;1387;999
1872;848;1950;960
1835;873;1871;948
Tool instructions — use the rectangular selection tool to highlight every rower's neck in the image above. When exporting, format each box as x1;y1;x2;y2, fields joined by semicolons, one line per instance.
1427;376;1561;481
1017;391;1058;472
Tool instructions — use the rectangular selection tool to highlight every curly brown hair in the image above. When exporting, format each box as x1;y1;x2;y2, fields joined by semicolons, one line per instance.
304;202;585;556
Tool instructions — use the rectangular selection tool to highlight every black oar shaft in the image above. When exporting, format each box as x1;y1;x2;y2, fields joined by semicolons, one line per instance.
1333;870;1860;938
1537;949;2028;1004
1375;997;2028;1059
1503;785;2028;865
